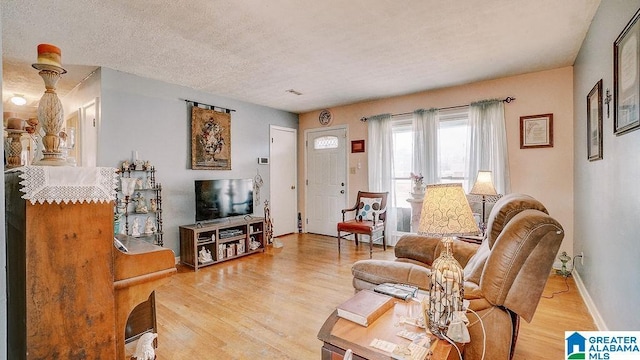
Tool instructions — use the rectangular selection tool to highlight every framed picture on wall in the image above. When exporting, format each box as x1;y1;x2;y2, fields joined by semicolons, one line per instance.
191;106;232;170
351;140;365;153
519;113;553;149
614;8;640;135
587;79;603;161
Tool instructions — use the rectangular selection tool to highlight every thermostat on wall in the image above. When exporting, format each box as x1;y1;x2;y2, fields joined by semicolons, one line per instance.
258;157;269;165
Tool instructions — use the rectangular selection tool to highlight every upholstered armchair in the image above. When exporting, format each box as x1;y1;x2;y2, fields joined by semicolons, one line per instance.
337;191;388;258
351;194;564;360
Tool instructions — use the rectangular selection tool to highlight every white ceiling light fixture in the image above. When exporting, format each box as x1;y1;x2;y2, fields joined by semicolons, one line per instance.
10;94;27;106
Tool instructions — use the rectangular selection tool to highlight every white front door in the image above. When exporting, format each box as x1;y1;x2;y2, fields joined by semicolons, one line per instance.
270;126;298;237
306;127;347;236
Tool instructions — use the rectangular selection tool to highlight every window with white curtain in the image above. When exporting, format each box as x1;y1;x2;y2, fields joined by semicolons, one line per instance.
390;109;470;232
437;108;470;187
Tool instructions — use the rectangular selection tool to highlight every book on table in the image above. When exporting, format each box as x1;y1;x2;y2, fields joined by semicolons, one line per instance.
336;289;395;327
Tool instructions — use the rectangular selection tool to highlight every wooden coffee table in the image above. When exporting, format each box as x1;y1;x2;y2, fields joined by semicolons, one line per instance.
317;297;461;360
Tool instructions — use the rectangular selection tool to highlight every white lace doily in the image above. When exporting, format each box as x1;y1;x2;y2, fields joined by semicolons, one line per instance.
18;166;118;204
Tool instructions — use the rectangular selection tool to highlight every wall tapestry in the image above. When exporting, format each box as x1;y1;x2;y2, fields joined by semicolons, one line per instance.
191;106;231;170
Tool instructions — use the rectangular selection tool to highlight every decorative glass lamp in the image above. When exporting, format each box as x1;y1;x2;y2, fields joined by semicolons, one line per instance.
469;170;498;234
557;251;572;277
418;183;479;338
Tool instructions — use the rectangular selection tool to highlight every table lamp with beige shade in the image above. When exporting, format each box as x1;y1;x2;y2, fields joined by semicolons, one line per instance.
469;170;498;235
418;183;479;338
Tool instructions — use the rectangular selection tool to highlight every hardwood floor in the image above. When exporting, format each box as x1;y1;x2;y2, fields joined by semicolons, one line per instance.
147;233;595;359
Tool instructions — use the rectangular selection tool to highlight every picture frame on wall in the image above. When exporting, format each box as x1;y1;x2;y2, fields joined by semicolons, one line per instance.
191;106;232;170
519;113;553;149
351;140;365;153
614;8;640;135
587;79;603;161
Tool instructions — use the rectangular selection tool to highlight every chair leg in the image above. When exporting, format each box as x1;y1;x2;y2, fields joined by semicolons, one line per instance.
337;231;341;253
369;235;373;258
382;231;386;251
354;234;359;246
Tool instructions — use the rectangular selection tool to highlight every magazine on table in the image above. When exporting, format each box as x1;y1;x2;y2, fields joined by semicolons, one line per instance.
373;283;419;300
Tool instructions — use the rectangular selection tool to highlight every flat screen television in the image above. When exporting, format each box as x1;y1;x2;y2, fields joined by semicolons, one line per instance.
195;178;254;222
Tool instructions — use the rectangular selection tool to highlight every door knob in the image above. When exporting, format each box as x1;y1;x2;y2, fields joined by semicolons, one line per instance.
291;185;296;190
340;190;345;194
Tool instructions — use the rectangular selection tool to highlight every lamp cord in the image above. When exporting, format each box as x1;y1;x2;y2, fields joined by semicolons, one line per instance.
543;254;581;299
542;275;570;299
442;334;464;360
442;308;486;360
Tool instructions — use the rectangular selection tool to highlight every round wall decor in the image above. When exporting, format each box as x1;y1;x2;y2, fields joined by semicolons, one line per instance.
318;109;333;126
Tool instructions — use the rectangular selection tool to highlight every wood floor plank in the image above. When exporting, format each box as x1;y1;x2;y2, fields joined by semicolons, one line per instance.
146;233;595;359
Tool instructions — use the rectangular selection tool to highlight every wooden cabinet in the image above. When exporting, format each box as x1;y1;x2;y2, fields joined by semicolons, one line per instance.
179;217;265;271
5;171;118;359
115;164;164;246
6;168;176;360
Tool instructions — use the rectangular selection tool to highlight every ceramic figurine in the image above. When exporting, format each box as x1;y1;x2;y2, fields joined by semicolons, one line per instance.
131;218;141;237
145;177;152;189
134;192;148;213
121;160;130;172
149;198;157;212
132;332;157;360
135;178;143;189
144;216;155;235
198;247;213;263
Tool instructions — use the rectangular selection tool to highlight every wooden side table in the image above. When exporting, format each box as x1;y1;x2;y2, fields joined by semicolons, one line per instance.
317;299;462;360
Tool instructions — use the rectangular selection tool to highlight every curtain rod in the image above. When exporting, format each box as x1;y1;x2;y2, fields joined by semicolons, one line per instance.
359;96;516;122
184;99;236;113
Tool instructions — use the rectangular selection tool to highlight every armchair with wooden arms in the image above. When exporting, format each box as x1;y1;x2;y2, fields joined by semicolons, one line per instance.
336;191;388;258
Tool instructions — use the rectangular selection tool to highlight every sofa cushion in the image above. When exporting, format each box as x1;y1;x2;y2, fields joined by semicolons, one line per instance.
394;234;441;265
394;234;479;266
357;197;382;220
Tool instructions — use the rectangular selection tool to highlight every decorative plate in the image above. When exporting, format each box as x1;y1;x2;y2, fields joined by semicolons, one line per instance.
318;109;332;126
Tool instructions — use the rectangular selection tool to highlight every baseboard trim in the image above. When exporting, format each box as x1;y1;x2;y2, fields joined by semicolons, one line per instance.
572;270;607;330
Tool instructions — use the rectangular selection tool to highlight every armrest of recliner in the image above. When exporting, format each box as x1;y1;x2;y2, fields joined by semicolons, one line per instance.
351;259;431;291
394;234;440;265
395;234;480;267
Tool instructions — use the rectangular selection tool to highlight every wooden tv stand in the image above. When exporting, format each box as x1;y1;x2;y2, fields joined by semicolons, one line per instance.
179;217;265;271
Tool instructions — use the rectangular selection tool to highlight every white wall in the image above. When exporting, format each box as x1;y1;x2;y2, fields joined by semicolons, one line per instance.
573;0;640;330
96;68;298;255
299;67;575;255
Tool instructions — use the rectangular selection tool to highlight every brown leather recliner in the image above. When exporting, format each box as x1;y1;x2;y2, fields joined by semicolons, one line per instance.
350;193;564;360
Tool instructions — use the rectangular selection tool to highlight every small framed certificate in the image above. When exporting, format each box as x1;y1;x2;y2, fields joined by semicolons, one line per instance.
520;113;553;149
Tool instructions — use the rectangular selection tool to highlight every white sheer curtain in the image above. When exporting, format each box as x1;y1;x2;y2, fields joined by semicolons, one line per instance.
367;113;397;242
466;100;511;194
412;109;439;184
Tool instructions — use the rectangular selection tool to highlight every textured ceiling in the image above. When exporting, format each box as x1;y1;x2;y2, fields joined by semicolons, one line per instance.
2;0;600;116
